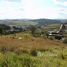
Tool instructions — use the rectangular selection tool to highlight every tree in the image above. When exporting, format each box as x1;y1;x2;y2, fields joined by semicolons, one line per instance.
33;28;42;37
30;25;37;36
0;24;11;35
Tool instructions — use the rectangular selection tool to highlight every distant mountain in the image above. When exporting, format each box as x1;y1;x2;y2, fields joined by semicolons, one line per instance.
0;19;38;26
0;19;67;26
30;19;62;25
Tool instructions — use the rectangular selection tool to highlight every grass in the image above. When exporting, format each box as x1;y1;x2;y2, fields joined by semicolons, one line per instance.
0;32;67;67
0;47;67;67
0;52;43;67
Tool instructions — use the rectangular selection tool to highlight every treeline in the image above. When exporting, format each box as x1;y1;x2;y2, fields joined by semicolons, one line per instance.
0;24;23;35
0;24;46;36
0;24;10;35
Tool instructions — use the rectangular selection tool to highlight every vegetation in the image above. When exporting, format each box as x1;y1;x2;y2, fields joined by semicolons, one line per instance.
0;20;67;67
0;24;11;35
0;19;63;26
0;32;66;67
0;47;67;67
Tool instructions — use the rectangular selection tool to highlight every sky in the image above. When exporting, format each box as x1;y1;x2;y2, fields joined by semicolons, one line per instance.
0;0;67;19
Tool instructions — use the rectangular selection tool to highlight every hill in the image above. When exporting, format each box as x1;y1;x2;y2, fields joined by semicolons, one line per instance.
0;19;67;26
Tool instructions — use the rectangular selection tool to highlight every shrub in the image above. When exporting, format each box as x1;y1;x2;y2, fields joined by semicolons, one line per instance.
54;36;62;40
31;50;38;56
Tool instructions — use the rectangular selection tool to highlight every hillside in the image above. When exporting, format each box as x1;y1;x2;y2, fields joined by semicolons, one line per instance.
0;19;67;26
0;31;67;67
0;33;66;50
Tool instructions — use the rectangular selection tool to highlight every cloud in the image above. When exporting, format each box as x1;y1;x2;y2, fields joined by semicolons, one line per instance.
53;0;67;6
0;0;24;19
4;0;21;2
63;2;67;6
21;0;62;19
60;8;67;15
0;0;67;19
52;0;67;19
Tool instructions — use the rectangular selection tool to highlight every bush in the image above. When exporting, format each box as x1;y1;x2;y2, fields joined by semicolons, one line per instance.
32;29;42;37
55;36;62;40
31;50;38;56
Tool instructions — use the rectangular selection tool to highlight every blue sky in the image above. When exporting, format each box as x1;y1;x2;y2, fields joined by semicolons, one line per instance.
0;0;67;19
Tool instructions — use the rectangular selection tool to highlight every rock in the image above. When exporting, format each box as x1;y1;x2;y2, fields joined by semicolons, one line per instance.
18;37;22;40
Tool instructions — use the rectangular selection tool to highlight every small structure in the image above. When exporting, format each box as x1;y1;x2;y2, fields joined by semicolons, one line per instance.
48;23;67;40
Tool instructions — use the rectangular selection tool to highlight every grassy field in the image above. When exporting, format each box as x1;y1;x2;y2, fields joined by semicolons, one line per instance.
0;32;67;67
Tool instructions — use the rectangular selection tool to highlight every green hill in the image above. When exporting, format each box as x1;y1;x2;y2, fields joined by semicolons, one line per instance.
0;19;67;26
